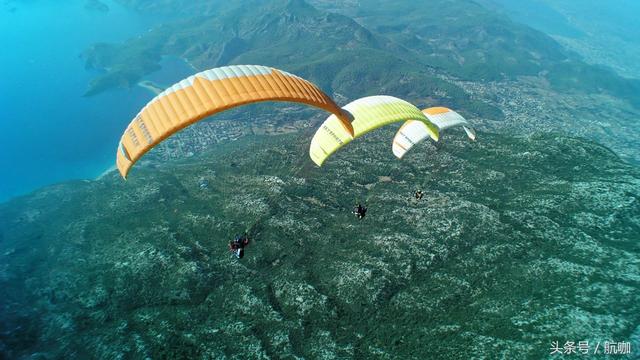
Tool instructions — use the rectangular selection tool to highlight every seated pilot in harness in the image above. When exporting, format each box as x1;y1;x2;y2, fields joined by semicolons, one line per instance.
353;203;367;220
229;232;250;258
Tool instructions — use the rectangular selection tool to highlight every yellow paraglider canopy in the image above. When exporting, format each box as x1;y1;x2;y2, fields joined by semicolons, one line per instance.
309;95;439;166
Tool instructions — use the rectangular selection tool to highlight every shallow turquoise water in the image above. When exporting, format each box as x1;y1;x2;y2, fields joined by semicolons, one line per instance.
0;0;163;201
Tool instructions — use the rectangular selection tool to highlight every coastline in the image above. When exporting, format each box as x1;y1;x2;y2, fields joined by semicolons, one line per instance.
97;165;117;180
137;80;164;95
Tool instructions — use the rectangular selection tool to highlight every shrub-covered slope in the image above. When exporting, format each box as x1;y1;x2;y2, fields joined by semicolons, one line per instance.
1;130;638;359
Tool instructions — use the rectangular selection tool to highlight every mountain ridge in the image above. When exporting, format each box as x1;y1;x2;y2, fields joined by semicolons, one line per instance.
81;0;640;165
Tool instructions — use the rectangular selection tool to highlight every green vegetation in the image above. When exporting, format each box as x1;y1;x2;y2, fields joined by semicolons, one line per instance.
83;0;508;120
97;0;640;110
482;0;640;79
326;0;640;106
548;62;640;108
4;1;638;357
80;0;640;165
1;130;638;358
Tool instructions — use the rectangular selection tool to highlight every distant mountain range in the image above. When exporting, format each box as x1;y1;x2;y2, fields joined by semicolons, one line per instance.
89;0;640;105
83;0;640;163
479;0;640;79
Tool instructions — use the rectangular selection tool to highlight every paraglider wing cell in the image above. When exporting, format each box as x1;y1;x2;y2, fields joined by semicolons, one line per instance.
309;96;439;166
116;64;352;178
392;120;432;159
392;107;475;159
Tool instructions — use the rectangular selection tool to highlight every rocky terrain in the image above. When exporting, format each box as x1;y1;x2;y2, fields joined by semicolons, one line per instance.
1;129;638;359
2;1;639;358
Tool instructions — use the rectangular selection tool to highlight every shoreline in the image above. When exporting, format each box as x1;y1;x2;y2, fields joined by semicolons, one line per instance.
97;165;117;180
137;80;164;95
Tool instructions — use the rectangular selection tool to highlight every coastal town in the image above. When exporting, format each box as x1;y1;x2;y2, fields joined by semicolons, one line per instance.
150;108;321;162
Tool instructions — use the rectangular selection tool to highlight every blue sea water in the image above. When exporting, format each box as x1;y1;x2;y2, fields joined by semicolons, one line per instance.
146;56;196;87
0;0;186;202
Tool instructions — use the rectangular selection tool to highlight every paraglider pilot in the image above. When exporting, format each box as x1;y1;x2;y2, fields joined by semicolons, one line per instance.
229;232;250;259
415;190;424;200
353;203;367;220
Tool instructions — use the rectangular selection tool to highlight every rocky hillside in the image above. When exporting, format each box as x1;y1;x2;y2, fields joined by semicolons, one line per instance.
1;129;638;358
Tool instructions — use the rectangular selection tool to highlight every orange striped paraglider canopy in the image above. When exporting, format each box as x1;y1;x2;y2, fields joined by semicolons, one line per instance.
116;64;353;178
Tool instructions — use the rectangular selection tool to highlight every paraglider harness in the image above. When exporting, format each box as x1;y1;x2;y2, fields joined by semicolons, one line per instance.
229;232;250;259
353;203;367;220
